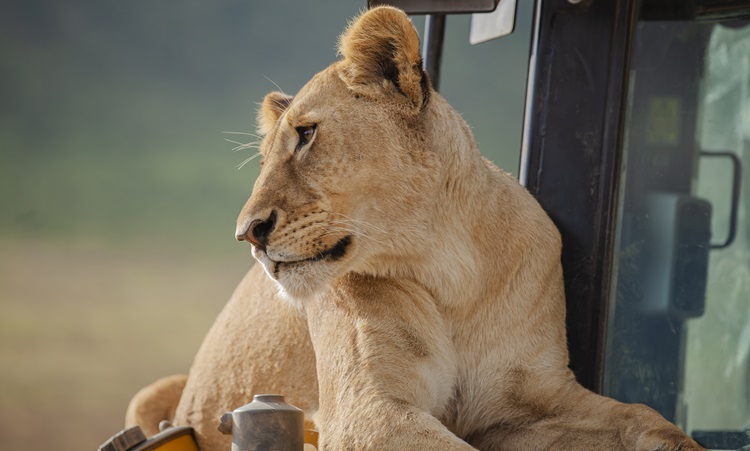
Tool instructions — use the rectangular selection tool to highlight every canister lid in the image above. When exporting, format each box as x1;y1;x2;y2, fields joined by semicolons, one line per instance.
253;394;285;403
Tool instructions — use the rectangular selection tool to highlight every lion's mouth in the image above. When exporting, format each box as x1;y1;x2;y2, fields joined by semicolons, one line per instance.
271;235;352;267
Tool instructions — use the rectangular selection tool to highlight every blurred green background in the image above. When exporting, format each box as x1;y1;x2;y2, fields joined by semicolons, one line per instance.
0;1;532;449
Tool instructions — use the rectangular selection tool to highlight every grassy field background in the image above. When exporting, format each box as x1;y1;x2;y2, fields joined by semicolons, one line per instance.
0;239;247;450
0;1;530;449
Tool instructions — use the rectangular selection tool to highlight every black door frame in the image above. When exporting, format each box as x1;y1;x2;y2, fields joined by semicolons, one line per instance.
519;0;638;393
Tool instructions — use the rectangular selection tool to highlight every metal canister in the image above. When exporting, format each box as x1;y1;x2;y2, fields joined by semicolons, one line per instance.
218;394;304;451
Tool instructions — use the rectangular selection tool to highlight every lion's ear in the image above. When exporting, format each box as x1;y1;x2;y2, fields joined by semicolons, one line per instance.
257;91;294;135
338;6;429;111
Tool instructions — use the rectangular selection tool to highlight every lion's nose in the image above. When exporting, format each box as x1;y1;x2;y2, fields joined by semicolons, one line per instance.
237;210;277;252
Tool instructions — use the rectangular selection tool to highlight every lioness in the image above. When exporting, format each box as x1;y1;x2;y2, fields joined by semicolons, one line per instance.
127;6;703;450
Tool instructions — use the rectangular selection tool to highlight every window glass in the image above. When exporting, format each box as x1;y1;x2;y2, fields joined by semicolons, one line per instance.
603;4;750;449
684;21;750;437
426;0;534;174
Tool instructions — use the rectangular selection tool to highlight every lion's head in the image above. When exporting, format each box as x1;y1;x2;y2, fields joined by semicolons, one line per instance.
236;6;479;302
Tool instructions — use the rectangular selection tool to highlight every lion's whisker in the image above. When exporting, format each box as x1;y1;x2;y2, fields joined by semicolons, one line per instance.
265;105;289;115
225;139;262;153
326;212;388;234
264;75;288;97
326;222;383;242
224;138;245;146
222;131;262;139
234;146;261;153
225;138;260;147
237;152;262;169
329;219;387;236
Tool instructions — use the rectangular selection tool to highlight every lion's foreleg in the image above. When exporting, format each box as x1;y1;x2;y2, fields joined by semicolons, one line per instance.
547;383;702;451
306;276;474;450
476;380;703;451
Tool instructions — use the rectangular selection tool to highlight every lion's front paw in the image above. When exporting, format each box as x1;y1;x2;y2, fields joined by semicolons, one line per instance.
637;428;705;451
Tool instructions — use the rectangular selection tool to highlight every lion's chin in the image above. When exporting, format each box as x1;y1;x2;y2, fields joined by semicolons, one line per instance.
252;236;354;306
260;260;336;307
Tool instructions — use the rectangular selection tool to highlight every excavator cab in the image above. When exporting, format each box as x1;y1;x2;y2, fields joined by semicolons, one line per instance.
374;0;750;448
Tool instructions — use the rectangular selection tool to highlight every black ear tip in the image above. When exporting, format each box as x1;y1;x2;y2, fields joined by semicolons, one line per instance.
383;54;405;95
418;64;431;110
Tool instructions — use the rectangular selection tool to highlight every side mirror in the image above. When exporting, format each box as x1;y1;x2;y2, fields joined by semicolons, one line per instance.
367;0;500;15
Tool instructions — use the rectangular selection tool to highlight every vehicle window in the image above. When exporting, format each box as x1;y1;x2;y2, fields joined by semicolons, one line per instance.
684;21;750;443
421;0;534;174
603;3;750;449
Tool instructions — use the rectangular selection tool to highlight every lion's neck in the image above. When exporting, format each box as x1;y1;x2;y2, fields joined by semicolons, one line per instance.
350;95;528;308
408;98;516;307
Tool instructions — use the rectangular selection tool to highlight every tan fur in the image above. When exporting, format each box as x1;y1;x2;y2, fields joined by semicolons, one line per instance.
128;6;703;450
125;374;187;437
258;91;294;136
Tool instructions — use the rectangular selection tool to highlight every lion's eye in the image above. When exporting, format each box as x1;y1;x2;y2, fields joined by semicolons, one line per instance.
295;125;316;149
